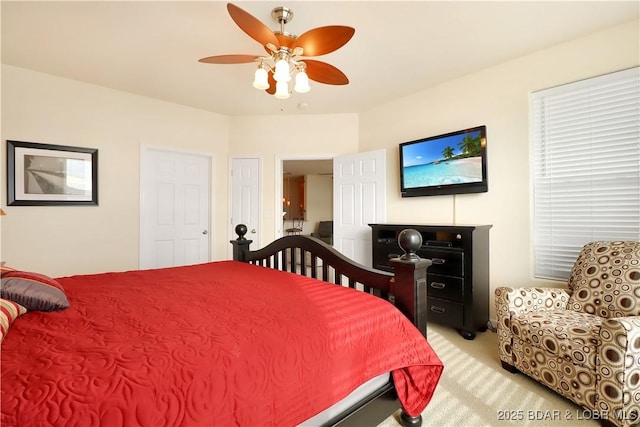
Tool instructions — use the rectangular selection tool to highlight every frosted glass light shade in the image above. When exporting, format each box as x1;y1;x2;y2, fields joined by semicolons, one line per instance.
294;71;310;93
274;59;291;82
275;81;290;99
252;67;269;90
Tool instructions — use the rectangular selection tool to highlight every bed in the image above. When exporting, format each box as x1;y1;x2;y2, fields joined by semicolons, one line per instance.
1;225;443;427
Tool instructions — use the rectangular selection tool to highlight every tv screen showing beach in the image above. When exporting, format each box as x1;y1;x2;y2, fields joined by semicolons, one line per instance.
401;129;484;189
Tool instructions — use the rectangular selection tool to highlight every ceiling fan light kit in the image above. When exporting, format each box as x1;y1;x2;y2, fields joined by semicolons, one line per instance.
252;65;270;90
274;55;292;83
294;69;310;93
199;3;354;99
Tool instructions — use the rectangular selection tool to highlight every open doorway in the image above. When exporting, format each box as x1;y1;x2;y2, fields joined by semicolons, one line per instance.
279;158;333;242
276;150;386;265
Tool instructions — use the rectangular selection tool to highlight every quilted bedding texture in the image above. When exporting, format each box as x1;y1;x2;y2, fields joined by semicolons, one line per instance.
1;260;443;427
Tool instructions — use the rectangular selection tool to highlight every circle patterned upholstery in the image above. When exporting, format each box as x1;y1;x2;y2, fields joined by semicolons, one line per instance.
597;317;640;425
568;241;640;318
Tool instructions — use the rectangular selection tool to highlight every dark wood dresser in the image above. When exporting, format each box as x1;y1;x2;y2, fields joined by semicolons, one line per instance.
369;223;492;340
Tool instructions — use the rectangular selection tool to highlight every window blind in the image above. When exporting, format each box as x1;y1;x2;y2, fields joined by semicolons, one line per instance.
531;67;640;281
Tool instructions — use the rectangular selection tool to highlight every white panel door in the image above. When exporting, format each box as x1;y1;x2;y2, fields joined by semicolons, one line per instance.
230;158;260;252
333;149;387;267
140;147;211;269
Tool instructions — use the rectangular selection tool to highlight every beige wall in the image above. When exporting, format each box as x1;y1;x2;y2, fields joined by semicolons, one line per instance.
305;174;333;234
1;65;230;276
1;19;637;321
359;19;639;320
228;114;358;244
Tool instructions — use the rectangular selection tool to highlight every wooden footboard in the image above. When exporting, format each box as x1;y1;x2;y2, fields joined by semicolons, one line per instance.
230;224;431;338
230;224;432;427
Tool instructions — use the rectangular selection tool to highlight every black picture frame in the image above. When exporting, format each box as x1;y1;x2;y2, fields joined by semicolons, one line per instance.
7;140;98;206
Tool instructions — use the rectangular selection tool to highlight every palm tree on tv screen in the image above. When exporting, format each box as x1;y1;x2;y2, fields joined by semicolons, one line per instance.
459;133;482;157
442;146;455;160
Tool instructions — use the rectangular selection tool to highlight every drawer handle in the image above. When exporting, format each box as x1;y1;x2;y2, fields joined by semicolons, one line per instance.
387;253;401;259
431;258;446;264
430;306;446;313
430;282;446;289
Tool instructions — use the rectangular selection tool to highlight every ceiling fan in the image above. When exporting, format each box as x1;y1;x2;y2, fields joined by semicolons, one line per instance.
198;3;355;99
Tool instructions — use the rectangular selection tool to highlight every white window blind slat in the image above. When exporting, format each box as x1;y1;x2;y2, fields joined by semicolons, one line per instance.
531;67;640;280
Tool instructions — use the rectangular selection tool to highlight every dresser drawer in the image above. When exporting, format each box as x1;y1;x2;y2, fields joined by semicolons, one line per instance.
427;273;464;302
427;297;463;328
418;248;464;277
372;244;402;272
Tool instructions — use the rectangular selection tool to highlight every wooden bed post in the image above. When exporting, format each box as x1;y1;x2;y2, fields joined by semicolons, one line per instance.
230;224;253;262
389;229;431;338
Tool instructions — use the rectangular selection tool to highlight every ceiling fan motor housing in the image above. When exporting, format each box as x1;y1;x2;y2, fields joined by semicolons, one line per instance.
272;7;294;25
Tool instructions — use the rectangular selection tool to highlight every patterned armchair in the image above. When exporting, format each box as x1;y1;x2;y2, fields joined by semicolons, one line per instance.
496;241;640;427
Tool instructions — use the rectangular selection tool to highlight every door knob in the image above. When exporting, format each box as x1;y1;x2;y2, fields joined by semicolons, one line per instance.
202;230;208;235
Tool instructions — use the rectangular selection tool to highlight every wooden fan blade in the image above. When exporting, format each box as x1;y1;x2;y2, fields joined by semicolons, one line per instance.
266;71;276;95
198;54;258;64
294;26;355;56
304;60;349;85
227;3;279;48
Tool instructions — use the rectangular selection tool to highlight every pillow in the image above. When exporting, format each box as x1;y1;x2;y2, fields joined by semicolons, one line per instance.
0;298;27;343
0;265;16;276
1;270;70;311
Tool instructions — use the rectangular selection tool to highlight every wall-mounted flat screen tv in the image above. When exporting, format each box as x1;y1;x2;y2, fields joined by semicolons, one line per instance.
399;125;487;197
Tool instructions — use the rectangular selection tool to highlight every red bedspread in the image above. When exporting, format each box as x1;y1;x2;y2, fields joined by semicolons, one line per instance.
1;261;442;427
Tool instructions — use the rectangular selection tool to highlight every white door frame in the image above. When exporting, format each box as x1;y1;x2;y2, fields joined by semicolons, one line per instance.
139;144;213;268
275;154;334;239
228;156;262;257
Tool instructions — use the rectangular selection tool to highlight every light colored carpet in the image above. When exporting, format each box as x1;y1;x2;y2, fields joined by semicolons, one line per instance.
378;324;600;427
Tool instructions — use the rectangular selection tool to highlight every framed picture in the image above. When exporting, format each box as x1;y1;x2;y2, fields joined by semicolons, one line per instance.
7;140;98;206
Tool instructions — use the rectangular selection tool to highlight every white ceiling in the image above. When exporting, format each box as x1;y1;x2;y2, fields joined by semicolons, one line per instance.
2;1;638;117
